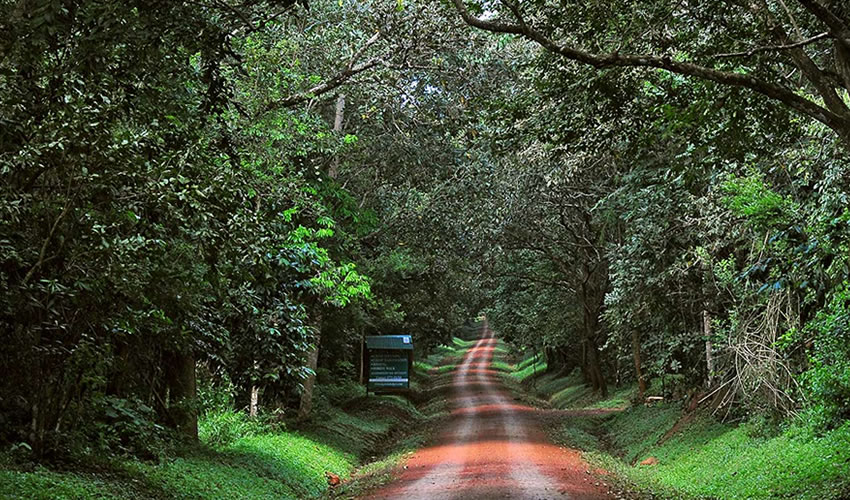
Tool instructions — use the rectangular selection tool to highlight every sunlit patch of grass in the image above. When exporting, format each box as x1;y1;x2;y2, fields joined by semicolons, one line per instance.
1;429;354;500
510;356;547;383
586;384;635;409
0;468;139;499
536;370;582;397
413;361;454;375
451;337;477;349
544;383;850;499
127;431;350;499
508;361;633;411
585;413;850;499
550;384;593;408
489;359;514;372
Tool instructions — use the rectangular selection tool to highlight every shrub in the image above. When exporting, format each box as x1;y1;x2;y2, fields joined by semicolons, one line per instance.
801;286;850;430
198;409;263;448
84;395;169;459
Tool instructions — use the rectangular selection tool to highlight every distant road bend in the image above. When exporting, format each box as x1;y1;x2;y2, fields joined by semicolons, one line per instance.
366;326;613;500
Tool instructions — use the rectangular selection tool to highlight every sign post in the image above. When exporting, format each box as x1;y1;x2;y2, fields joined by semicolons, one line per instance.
364;335;414;393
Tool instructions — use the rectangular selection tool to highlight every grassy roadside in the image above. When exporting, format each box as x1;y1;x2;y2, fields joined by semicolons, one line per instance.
501;350;850;500
322;336;475;498
0;338;476;500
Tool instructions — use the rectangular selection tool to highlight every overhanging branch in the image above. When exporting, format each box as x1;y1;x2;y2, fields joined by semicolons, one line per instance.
260;32;384;115
712;32;830;59
451;0;850;138
796;0;850;49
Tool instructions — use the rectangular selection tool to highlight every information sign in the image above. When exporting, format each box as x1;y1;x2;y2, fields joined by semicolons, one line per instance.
364;335;413;393
368;352;409;389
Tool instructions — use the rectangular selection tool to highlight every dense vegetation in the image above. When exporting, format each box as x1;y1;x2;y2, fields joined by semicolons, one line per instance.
504;352;850;499
2;0;850;497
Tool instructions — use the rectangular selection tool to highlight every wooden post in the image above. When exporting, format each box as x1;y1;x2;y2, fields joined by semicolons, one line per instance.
359;334;365;385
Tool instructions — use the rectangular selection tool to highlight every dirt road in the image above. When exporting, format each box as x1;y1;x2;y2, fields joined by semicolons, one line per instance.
365;328;613;500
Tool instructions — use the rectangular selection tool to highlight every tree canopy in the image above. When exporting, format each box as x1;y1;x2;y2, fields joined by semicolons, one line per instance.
1;0;850;460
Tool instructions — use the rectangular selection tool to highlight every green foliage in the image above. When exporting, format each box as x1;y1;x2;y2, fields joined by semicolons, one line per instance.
0;357;458;500
87;396;169;458
582;413;850;500
508;356;548;384
720;173;794;228
0;468;131;500
4;0;850;493
198;410;265;448
800;286;850;429
539;368;850;499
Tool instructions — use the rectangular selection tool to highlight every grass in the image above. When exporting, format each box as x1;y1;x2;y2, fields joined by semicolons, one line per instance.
502;351;634;411
508;354;547;383
0;405;393;500
504;347;850;499
412;337;475;375
573;410;850;499
1;336;478;500
128;432;352;499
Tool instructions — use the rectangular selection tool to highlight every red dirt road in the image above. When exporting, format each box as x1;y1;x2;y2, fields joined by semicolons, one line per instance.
365;328;614;500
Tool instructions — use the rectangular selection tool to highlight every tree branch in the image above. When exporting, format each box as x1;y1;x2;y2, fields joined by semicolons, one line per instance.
451;0;850;139
750;0;849;119
796;0;850;49
22;191;74;286
712;32;830;59
261;32;384;115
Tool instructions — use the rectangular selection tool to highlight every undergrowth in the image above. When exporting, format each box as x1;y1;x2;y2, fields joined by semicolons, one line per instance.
1;337;475;500
506;348;850;499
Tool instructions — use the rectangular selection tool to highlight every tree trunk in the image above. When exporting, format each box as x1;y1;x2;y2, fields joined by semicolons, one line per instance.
249;386;259;417
298;316;321;420
835;41;850;94
703;310;715;387
165;350;198;440
585;337;608;397
329;93;345;179
544;346;567;373
249;360;260;417
632;329;646;399
296;94;345;418
581;269;608;397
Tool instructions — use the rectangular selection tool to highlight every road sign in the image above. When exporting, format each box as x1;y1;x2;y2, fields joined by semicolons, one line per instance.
365;335;414;393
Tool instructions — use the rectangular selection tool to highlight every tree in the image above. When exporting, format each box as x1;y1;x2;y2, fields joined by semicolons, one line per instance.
451;0;850;146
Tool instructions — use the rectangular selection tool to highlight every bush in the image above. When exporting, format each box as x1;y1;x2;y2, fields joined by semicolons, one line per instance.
197;373;237;416
801;361;850;430
198;409;263;448
83;396;169;459
801;286;850;430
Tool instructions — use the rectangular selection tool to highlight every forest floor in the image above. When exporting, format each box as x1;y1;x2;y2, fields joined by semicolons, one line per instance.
361;329;621;500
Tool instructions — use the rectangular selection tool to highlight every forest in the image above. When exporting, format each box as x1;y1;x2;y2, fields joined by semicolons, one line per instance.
2;0;850;498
